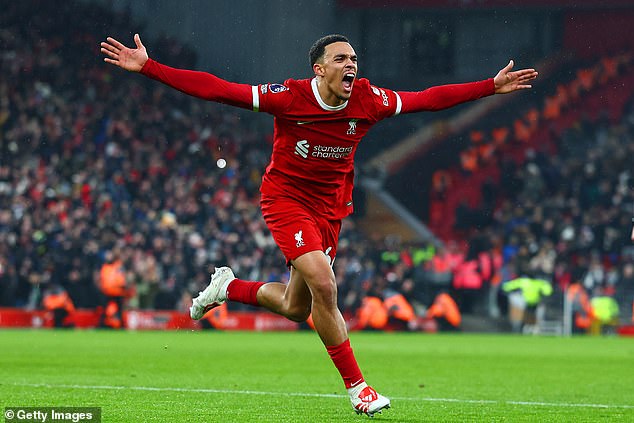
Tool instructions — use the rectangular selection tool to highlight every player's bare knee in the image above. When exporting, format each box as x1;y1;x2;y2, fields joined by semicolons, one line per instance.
308;276;338;307
281;294;311;322
286;304;311;322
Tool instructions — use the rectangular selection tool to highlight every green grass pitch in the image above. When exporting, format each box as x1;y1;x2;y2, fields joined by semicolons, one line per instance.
1;329;633;422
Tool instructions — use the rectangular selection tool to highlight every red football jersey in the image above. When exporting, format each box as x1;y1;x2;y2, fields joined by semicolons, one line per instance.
254;78;401;219
140;59;494;220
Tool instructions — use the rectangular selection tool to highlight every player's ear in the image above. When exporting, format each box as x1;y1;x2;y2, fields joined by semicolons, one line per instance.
313;63;325;77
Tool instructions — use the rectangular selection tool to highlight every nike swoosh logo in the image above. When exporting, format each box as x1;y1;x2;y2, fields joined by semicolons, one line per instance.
350;379;364;387
297;121;314;125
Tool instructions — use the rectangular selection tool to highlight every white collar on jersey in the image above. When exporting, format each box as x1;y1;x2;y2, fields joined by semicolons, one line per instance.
311;78;348;111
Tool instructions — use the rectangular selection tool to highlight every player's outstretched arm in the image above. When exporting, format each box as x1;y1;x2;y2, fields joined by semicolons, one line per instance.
100;34;253;110
397;60;537;114
494;60;538;94
100;33;148;72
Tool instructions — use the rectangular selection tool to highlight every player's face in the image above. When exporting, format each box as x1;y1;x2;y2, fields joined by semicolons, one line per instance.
314;42;358;106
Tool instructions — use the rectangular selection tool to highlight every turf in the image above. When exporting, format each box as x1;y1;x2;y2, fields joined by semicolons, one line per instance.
1;330;633;422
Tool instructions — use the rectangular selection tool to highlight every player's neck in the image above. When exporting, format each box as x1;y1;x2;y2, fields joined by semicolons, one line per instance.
315;77;346;108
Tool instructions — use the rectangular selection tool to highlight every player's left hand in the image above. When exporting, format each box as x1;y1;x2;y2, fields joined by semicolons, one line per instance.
494;60;538;94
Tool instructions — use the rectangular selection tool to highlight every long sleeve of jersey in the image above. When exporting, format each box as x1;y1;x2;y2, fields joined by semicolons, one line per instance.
140;58;254;110
397;78;495;114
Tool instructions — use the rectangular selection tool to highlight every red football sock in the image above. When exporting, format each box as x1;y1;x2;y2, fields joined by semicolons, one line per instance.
226;279;264;306
326;339;365;389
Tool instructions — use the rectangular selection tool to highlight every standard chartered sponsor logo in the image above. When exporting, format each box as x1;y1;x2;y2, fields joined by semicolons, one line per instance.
295;140;353;160
294;140;310;158
311;145;353;159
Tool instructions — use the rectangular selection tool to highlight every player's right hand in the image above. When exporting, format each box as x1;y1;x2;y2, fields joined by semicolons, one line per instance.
100;33;148;72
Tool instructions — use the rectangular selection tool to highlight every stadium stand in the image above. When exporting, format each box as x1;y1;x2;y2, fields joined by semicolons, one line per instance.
0;1;286;312
423;60;634;328
0;0;412;325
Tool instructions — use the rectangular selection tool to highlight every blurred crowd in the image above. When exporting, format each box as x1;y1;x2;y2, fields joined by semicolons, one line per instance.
0;1;404;323
450;98;634;324
0;1;284;312
0;1;632;332
422;47;634;328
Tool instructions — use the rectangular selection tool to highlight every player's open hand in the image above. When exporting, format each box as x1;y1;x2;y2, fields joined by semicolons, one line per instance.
100;34;148;72
494;60;538;94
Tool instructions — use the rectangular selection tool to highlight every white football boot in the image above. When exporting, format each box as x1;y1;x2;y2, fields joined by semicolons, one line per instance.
190;267;235;320
349;383;391;417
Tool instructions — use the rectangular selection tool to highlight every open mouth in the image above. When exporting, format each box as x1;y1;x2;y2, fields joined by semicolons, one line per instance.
342;72;355;92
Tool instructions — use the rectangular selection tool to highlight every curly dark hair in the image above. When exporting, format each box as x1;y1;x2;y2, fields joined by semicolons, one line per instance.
309;34;350;67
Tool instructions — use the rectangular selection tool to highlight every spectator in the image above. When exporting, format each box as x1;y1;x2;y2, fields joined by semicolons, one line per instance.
502;276;553;333
616;261;634;324
426;292;462;331
99;250;128;329
589;294;620;335
41;284;75;328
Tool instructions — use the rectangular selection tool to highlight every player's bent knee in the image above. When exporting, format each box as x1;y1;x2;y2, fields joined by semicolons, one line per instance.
286;304;311;322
